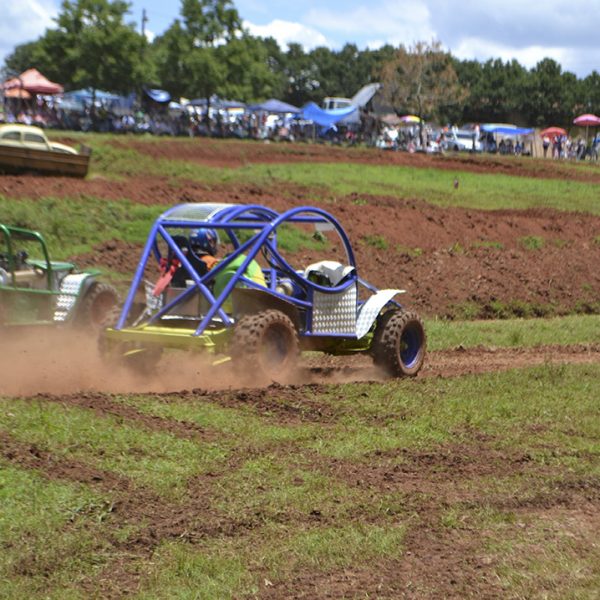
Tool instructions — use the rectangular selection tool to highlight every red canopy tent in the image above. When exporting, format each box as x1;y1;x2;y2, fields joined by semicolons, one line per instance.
3;68;63;95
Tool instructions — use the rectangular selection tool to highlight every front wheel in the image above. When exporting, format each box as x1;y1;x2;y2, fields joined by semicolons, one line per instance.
231;309;299;383
372;309;426;377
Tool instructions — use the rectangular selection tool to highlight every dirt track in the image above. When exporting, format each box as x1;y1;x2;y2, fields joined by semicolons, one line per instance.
4;140;599;319
1;329;599;397
2;139;600;391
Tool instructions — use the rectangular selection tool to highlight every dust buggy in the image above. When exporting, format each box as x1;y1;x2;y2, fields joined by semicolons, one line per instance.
100;203;426;380
0;224;118;328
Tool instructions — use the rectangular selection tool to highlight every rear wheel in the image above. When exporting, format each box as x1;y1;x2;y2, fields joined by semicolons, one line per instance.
77;282;119;329
231;309;299;383
372;309;426;377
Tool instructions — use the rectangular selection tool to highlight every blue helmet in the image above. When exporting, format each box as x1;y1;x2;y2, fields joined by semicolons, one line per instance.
189;228;219;256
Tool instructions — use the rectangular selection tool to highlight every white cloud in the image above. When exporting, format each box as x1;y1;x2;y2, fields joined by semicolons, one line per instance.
0;0;57;65
245;19;328;51
305;0;435;46
450;38;568;69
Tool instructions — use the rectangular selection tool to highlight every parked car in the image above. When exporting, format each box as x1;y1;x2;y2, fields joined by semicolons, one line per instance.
0;124;90;176
0;124;78;154
441;129;482;152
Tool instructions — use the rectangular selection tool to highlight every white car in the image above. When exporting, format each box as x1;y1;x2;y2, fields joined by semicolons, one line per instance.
0;124;78;154
441;129;482;152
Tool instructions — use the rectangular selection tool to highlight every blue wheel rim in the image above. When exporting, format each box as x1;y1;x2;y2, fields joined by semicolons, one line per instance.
400;322;423;368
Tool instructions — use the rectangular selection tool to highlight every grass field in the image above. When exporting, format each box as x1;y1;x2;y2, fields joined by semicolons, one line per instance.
1;134;600;597
2;363;600;597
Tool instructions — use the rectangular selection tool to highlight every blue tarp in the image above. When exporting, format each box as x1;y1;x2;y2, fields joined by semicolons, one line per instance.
481;123;534;135
145;88;171;103
190;98;246;109
63;88;123;103
247;99;300;114
301;102;358;128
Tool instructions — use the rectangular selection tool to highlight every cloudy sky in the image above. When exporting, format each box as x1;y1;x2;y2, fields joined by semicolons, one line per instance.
1;0;598;78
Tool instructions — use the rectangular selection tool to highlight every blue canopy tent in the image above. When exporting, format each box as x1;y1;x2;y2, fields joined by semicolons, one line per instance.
480;123;535;155
481;123;534;135
247;99;300;114
60;88;134;113
301;102;358;129
190;97;246;110
144;88;171;104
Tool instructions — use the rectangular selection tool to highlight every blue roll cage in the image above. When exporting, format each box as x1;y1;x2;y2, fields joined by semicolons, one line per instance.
118;203;387;339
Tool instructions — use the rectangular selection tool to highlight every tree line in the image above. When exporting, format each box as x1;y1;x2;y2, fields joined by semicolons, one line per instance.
4;0;600;128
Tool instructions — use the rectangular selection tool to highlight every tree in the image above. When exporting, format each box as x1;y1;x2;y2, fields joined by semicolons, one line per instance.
520;59;578;126
181;0;242;46
380;40;465;142
217;35;284;102
4;0;150;95
55;0;149;95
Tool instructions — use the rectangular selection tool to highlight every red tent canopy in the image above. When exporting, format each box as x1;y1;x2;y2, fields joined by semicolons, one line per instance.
3;68;63;95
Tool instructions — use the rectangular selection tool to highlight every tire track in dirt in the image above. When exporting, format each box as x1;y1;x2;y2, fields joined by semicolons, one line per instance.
31;391;217;442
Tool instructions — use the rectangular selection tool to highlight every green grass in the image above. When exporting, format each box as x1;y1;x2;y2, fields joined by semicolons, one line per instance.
80;136;600;214
361;233;389;250
2;364;600;597
519;235;545;250
140;523;405;599
0;399;224;497
243;162;600;214
426;314;600;350
0;195;161;259
0;463;114;598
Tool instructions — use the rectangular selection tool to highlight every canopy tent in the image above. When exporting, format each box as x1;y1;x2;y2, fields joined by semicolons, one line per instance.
481;123;534;136
247;99;300;114
63;88;124;104
144;88;171;104
4;87;31;99
189;97;246;110
301;102;358;128
61;88;135;113
3;68;63;95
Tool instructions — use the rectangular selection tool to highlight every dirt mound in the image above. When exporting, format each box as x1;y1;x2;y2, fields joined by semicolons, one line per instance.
72;194;600;318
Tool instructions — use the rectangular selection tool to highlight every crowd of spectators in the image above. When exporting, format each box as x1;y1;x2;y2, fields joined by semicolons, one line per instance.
1;95;598;161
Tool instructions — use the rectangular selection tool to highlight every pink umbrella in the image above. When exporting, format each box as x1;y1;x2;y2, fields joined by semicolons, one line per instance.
573;114;600;126
540;126;567;139
573;114;600;145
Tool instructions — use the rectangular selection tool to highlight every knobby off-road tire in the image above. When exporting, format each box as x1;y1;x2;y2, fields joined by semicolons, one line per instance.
98;305;162;375
372;309;426;377
231;309;299;383
77;282;119;330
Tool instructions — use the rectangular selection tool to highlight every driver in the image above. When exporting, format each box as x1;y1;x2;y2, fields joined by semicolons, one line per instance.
189;228;219;274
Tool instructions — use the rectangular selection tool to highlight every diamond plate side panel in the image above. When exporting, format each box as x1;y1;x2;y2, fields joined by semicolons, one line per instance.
53;273;88;322
145;280;163;312
355;289;404;339
311;285;357;334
